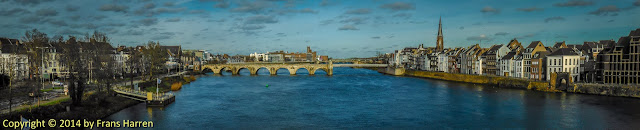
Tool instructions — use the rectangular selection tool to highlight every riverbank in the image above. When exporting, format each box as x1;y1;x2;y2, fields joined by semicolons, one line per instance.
0;91;141;121
0;71;195;121
375;68;640;98
137;74;198;92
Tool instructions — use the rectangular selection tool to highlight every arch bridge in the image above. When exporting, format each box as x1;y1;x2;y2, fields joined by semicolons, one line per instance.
202;62;334;75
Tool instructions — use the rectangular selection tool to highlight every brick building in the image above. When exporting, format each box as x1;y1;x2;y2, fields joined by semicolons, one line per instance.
599;28;640;84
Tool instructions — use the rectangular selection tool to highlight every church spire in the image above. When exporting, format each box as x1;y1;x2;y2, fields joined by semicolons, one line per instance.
438;16;442;37
436;16;444;51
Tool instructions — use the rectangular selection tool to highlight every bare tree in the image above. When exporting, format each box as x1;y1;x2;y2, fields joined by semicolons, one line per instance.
126;48;142;88
52;35;64;44
59;36;87;106
22;29;49;80
91;31;110;43
142;41;167;80
94;52;116;92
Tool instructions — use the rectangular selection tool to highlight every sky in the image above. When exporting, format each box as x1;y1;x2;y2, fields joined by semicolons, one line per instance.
1;0;639;58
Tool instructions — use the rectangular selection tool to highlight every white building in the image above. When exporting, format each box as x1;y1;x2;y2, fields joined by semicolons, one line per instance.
499;52;516;77
0;53;29;80
250;52;268;62
513;54;524;78
114;50;131;76
474;58;483;75
546;48;581;82
268;53;283;62
0;38;29;80
437;52;448;72
394;48;413;68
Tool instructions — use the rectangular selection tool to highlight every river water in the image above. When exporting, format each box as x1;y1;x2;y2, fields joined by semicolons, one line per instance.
106;67;640;129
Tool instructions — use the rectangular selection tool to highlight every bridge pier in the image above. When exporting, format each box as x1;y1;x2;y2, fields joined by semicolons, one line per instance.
231;68;239;75
212;69;221;74
269;68;277;75
287;68;297;75
328;61;333;76
249;68;258;75
309;69;316;75
202;63;350;76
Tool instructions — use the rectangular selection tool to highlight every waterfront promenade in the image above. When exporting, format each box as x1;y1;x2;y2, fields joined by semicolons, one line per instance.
0;72;187;114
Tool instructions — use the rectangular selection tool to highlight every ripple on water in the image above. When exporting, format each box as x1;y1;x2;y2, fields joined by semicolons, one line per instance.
107;68;640;129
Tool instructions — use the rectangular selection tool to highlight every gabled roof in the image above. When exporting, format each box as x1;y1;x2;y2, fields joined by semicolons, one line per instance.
501;51;516;60
544;47;551;52
514;54;523;60
489;44;503;51
629;28;640;36
567;44;582;50
526;41;543;48
548;48;578;56
0;38;26;54
483;44;502;56
507;38;521;49
532;51;550;59
582;41;599;49
161;45;182;56
553;41;568;48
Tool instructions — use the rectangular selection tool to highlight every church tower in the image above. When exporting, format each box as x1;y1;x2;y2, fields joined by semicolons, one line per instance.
436;16;444;52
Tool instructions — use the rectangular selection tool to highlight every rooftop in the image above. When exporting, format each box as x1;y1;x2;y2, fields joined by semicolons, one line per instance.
548;48;578;56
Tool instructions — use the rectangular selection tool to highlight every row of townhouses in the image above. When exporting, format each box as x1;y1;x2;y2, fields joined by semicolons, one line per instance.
387;28;640;85
0;37;207;81
249;46;329;63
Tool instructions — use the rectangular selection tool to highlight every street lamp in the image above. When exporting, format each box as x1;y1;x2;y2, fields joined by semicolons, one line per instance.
35;46;50;89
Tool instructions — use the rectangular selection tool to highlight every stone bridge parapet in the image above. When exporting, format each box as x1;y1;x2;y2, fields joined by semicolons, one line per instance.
202;62;334;76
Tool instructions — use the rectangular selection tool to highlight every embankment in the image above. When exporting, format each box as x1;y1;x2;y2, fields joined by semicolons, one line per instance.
568;84;640;98
375;67;640;98
391;68;556;92
0;91;140;121
139;75;197;92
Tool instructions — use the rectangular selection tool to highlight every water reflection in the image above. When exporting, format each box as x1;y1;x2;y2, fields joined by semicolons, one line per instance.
107;68;640;129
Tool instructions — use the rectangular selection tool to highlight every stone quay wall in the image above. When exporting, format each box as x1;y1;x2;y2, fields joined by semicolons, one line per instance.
375;68;640;98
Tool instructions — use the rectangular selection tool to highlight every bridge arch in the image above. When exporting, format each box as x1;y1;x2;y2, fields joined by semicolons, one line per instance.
556;72;571;90
202;67;213;74
237;67;252;75
219;66;235;75
275;67;292;75
295;68;310;75
201;63;336;76
312;68;328;75
255;67;270;75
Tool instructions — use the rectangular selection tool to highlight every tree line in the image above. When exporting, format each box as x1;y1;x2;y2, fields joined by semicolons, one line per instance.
9;29;170;106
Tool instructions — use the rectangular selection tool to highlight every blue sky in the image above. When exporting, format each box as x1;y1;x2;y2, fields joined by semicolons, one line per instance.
1;0;639;58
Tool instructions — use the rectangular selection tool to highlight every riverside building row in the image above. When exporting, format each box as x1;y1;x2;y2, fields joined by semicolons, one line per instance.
386;28;640;85
0;38;212;81
249;46;330;63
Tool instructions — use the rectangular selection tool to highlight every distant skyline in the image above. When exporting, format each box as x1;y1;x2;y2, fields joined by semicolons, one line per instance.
0;0;639;58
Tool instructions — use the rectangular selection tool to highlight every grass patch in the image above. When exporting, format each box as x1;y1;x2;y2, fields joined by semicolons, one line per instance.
42;97;71;106
40;88;54;92
145;86;168;92
15;97;71;112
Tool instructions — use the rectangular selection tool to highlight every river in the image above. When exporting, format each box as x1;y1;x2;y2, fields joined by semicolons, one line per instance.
106;67;640;129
